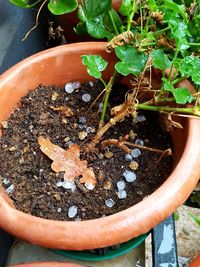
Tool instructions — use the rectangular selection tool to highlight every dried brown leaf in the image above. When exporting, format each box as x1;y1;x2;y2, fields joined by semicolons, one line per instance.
38;136;96;186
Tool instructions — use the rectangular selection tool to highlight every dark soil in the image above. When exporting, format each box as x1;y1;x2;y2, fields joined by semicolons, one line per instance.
0;81;173;221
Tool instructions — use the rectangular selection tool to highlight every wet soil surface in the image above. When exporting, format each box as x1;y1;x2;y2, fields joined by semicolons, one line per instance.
0;81;173;221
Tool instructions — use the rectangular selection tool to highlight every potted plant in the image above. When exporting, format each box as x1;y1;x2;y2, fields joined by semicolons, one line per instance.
0;0;200;251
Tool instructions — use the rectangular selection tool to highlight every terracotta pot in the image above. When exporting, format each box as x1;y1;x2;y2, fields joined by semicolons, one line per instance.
0;42;200;250
56;0;122;43
189;255;200;267
9;263;84;267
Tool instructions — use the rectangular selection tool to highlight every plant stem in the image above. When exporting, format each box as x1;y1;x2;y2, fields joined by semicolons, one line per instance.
100;70;118;125
108;10;119;35
188;43;200;46
168;49;179;81
136;103;200;116
127;0;136;31
154;26;170;35
141;42;156;47
172;76;188;85
29;0;43;8
100;78;107;88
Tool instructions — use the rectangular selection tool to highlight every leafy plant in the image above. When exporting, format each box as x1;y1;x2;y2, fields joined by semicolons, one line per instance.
10;0;200;150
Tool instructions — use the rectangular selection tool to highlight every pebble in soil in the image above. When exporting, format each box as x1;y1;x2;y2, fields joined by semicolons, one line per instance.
0;81;173;221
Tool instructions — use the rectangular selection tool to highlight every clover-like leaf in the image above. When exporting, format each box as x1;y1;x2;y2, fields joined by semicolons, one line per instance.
85;15;110;39
162;78;193;104
179;56;200;85
83;0;112;18
119;0;133;16
81;55;108;79
162;0;187;21
150;49;171;70
115;46;148;77
48;0;78;15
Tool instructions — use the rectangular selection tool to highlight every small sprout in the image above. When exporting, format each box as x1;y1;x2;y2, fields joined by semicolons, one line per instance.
125;154;132;161
6;184;14;193
104;151;113;159
78;131;88;140
68;206;78;218
116;180;126;191
3;178;10;185
105;198;115;208
123;170;136;182
131;148;141;158
82;93;91;102
117;190;127;199
135;139;144;146
129;160;139;170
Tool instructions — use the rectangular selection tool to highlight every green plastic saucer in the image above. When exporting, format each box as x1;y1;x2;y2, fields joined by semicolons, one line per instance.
52;232;149;261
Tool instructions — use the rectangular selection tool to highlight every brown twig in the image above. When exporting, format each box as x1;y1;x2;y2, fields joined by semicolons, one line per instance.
101;139;131;154
124;141;172;155
88;89;106;112
22;0;48;41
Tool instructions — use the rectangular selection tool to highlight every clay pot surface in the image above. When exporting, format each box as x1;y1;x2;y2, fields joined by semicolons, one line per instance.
56;0;122;43
189;255;200;267
0;42;200;250
9;263;84;267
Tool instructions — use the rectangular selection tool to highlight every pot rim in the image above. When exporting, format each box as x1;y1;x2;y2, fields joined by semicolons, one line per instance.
0;42;200;250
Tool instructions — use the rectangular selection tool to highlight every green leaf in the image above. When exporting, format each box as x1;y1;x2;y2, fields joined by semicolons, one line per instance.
86;16;110;39
162;0;187;21
167;17;190;51
119;0;132;16
179;56;200;85
48;0;78;15
162;78;193;104
173;87;193;104
148;0;158;12
115;46;148;77
83;0;112;18
9;0;29;8
81;55;108;79
104;9;122;32
150;49;171;70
